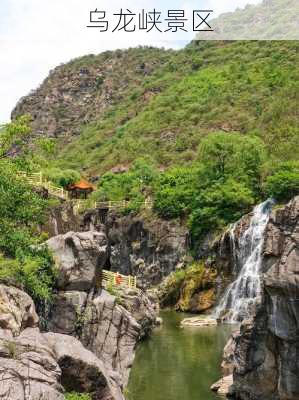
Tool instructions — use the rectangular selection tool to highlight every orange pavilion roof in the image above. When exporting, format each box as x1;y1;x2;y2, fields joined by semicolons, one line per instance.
68;179;96;191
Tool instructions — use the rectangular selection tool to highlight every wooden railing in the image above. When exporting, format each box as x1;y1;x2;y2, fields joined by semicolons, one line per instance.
101;269;137;289
17;171;153;214
17;171;69;200
73;198;152;214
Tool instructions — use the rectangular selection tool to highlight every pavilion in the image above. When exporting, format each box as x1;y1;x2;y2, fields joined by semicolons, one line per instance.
67;179;96;199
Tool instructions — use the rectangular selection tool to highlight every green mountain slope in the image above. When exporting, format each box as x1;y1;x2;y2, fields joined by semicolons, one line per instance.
58;42;299;174
13;41;298;176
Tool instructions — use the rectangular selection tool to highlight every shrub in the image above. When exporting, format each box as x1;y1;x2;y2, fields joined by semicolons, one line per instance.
0;250;56;303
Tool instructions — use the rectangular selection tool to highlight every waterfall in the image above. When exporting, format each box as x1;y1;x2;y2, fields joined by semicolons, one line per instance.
214;199;274;323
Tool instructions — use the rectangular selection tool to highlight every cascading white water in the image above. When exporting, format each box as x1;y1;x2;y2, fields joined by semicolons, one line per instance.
214;199;274;323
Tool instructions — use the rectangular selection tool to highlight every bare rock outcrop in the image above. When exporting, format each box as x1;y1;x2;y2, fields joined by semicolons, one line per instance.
82;209;189;288
217;196;299;400
0;284;39;336
46;229;159;387
0;285;124;400
0;327;64;400
12;48;166;140
48;287;158;387
47;231;108;291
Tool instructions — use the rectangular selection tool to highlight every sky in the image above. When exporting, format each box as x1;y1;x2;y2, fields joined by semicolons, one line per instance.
0;0;261;123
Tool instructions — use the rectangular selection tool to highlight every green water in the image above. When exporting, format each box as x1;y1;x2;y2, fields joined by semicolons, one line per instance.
127;311;233;400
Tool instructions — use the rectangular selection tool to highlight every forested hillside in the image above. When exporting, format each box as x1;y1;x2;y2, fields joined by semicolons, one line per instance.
13;41;298;174
10;39;299;244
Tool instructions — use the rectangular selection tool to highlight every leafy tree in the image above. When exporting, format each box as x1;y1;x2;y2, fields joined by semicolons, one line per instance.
189;179;254;240
154;167;197;218
0;161;56;302
36;138;57;156
0;115;32;159
265;161;299;201
198;132;266;194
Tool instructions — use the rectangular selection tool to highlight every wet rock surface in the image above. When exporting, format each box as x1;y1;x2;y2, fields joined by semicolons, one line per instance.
219;196;299;400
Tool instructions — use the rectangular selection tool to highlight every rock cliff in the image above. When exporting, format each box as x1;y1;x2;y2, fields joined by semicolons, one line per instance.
0;284;124;400
11;48;169;141
44;206;189;289
216;196;299;400
46;229;159;388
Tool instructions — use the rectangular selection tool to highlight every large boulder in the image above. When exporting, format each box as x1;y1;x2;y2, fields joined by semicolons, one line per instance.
47;231;108;291
48;286;159;386
0;284;39;336
46;228;159;388
80;290;140;387
0;285;125;400
45;332;124;400
0;328;64;400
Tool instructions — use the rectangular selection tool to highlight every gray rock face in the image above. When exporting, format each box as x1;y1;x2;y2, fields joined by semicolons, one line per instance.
47;229;159;388
47;231;108;291
0;285;124;400
42;206;189;289
116;287;160;339
42;203;81;237
49;288;158;387
80;290;140;387
0;284;39;336
48;290;88;335
212;212;252;302
83;210;189;288
221;196;299;400
45;332;124;400
0;328;64;400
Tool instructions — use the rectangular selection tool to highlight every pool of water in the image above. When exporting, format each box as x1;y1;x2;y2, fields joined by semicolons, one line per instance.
127;311;233;400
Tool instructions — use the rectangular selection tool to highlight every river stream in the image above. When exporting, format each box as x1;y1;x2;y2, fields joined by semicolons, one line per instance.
127;311;233;400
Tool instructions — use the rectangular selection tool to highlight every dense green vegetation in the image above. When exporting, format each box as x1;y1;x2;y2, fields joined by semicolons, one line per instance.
40;40;298;243
90;132;298;241
3;39;299;269
53;41;298;175
264;161;299;201
0;119;56;303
